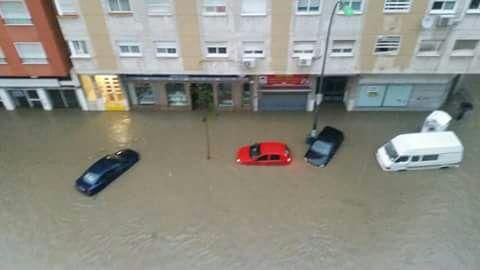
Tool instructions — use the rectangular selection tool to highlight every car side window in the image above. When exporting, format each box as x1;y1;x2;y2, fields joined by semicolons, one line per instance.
396;156;409;163
411;156;420;162
270;155;280;161
422;155;439;161
257;155;268;161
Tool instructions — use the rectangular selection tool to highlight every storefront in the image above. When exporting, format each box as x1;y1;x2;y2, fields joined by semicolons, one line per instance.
345;75;454;111
0;78;87;111
257;75;314;111
124;75;251;111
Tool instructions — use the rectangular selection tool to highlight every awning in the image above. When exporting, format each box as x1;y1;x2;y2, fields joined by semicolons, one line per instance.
0;78;60;88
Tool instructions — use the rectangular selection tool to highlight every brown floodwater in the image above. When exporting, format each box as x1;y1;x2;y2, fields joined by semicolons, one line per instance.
0;105;479;269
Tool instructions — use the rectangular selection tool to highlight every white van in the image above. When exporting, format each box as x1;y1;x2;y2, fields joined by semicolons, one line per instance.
376;131;463;171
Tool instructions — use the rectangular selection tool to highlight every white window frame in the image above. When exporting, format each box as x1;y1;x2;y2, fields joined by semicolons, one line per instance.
68;40;90;58
203;0;226;16
146;0;172;16
416;40;443;57
292;41;316;58
54;0;77;15
242;42;265;58
155;41;178;57
205;42;228;58
0;48;6;64
467;0;480;13
14;42;48;64
296;0;322;15
108;0;132;13
430;0;457;14
0;0;32;25
384;0;411;13
337;0;363;14
117;42;142;57
451;39;479;57
241;0;266;16
374;36;401;55
330;40;355;57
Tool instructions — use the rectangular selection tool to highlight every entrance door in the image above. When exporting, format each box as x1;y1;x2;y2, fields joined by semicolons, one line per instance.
259;92;308;111
322;77;348;103
190;83;213;110
383;85;412;107
47;90;80;108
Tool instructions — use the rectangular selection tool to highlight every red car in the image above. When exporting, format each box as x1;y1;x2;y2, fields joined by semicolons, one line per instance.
236;142;292;165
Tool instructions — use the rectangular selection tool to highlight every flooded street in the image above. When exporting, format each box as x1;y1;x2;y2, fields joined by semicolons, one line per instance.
1;104;479;269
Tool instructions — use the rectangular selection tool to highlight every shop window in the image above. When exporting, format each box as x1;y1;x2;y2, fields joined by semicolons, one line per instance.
242;82;251;107
134;83;156;105
217;83;233;107
0;1;32;25
166;83;188;106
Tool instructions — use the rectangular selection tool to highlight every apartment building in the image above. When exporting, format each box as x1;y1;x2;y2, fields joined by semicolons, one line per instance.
0;0;86;111
52;0;480;112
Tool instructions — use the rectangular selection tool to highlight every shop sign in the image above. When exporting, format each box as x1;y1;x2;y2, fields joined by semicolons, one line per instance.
259;75;311;88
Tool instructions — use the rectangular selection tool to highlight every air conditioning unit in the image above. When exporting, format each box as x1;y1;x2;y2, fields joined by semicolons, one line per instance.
242;58;256;69
297;56;313;67
436;15;456;28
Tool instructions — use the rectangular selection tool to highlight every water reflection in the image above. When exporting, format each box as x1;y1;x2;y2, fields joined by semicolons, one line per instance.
109;116;133;146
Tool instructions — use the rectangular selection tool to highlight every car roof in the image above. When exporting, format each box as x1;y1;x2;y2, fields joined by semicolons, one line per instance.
318;126;344;142
392;131;463;154
259;142;287;154
87;155;120;174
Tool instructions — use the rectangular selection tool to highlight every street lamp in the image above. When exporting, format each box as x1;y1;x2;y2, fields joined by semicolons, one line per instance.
306;0;353;144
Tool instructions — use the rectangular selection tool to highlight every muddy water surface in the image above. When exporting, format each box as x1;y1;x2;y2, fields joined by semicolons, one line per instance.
0;107;479;270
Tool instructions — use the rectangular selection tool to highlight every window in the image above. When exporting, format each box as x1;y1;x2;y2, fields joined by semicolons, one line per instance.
396;156;409;163
15;42;48;64
217;83;233;107
0;47;6;64
0;1;31;25
296;0;321;14
293;41;315;57
203;0;226;15
257;155;268;161
243;42;264;58
54;0;76;15
117;42;142;57
155;41;177;57
166;83;188;106
451;40;479;56
470;0;480;11
422;155;439;161
331;40;355;57
417;40;442;56
241;0;266;15
431;1;456;13
374;36;401;55
340;0;363;14
108;0;131;12
68;40;89;57
384;0;411;12
411;156;420;162
270;155;281;161
146;0;171;15
242;83;251;107
205;42;228;57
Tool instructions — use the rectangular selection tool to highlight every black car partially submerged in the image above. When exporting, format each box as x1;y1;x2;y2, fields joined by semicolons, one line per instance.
75;149;139;196
305;126;344;167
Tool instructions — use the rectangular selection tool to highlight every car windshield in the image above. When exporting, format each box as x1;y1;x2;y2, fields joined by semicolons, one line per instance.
249;144;261;157
311;141;333;155
82;172;100;185
384;142;399;161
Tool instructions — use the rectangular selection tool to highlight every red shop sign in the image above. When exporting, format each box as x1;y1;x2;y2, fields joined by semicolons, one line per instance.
260;75;311;88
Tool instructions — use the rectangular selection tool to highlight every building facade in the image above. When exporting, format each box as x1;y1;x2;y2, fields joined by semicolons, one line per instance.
0;0;86;111
50;0;480;112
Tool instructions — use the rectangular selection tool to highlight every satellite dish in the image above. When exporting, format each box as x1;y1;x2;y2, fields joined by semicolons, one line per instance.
422;16;435;29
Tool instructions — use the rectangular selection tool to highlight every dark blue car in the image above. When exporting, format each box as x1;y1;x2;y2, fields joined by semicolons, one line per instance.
304;127;344;167
75;149;140;196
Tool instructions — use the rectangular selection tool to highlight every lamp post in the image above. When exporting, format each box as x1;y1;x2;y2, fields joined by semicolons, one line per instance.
306;0;353;144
